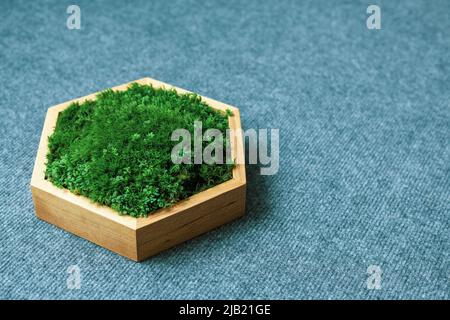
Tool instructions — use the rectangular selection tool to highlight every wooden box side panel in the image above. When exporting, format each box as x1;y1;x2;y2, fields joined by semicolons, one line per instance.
136;183;246;261
31;186;138;261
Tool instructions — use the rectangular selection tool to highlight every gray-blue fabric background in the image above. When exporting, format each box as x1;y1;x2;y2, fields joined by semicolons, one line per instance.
0;0;449;299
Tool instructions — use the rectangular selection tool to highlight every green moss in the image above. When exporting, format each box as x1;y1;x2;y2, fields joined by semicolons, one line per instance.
45;83;233;217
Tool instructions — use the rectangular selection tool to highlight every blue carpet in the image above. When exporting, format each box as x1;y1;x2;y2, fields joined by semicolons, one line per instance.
0;0;449;299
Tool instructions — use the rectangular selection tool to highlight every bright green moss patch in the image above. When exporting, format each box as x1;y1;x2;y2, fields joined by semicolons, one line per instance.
45;83;233;217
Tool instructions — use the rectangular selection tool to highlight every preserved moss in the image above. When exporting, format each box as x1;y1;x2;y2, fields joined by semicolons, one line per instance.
45;83;233;217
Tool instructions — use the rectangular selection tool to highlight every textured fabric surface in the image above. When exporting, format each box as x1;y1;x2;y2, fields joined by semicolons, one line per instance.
0;0;449;299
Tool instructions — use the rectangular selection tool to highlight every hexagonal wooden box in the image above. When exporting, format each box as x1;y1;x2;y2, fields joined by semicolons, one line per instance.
30;77;246;261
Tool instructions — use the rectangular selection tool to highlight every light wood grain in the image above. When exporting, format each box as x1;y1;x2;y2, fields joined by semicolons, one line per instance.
30;77;246;261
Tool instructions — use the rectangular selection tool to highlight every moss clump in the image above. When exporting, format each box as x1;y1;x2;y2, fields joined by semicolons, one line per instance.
45;83;233;217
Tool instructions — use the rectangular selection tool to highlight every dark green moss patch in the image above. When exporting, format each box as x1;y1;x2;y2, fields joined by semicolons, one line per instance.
45;83;233;217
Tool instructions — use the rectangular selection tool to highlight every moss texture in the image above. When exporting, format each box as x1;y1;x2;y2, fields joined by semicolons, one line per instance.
45;83;233;217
